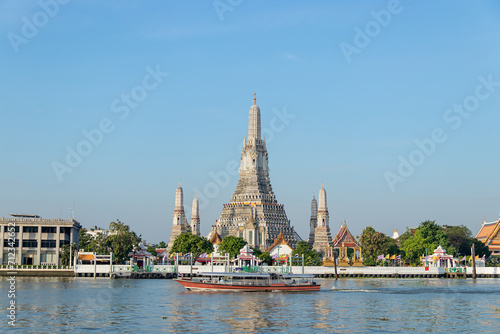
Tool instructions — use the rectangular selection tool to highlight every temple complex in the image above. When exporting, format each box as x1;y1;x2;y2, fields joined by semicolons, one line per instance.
209;95;298;250
311;185;333;252
476;215;500;256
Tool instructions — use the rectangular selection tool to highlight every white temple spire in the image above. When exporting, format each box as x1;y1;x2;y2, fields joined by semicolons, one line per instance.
191;195;200;236
248;93;261;140
318;184;328;212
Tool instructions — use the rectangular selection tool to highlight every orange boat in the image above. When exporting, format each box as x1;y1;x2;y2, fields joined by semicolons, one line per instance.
176;272;320;292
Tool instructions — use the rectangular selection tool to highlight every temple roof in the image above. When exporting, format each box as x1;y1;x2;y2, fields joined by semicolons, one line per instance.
210;231;223;244
332;221;359;248
476;218;500;241
266;231;291;253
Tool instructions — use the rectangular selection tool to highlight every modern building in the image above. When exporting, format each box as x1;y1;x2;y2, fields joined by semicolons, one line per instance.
209;94;299;250
0;214;81;265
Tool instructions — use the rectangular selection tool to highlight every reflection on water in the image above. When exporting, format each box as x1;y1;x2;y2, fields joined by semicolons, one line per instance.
1;277;500;333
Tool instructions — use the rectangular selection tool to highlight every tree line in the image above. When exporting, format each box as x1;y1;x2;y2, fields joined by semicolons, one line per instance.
359;220;490;266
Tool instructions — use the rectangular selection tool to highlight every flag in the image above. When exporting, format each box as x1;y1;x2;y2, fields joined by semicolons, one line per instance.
271;253;278;259
395;255;401;260
385;254;390;260
460;256;466;262
199;253;207;258
475;255;479;260
294;254;299;258
482;254;486;260
178;273;183;277
377;254;384;260
390;254;396;260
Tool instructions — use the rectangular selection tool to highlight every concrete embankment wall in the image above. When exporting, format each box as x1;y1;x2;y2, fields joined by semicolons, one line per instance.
5;265;500;279
0;269;74;277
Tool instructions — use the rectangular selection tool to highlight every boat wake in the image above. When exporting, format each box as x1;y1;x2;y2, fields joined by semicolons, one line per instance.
328;287;381;293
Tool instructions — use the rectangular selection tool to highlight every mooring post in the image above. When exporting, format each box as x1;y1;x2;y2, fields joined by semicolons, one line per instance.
471;244;476;279
302;254;305;274
333;250;338;280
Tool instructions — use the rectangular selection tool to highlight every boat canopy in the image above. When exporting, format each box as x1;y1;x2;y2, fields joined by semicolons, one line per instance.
199;272;271;278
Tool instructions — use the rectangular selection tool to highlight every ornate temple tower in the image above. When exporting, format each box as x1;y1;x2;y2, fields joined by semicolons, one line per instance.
210;94;298;250
167;182;189;251
308;195;318;247
190;195;200;237
312;184;333;252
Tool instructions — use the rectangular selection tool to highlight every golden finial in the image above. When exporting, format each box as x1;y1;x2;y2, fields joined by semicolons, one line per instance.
253;92;256;105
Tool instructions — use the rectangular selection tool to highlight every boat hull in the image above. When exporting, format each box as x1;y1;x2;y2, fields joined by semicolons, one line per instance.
176;279;320;292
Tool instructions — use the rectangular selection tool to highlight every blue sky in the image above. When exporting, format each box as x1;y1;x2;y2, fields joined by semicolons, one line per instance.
1;0;500;244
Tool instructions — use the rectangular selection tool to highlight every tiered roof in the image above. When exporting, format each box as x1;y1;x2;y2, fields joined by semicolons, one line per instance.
266;231;291;253
210;231;223;245
332;221;359;248
476;215;500;255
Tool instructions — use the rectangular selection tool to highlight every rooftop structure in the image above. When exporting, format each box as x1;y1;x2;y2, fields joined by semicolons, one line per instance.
332;221;359;248
476;215;500;256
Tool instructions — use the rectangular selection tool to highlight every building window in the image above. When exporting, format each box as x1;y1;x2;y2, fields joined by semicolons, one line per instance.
249;231;253;243
3;239;19;247
23;226;38;233
60;227;71;235
40;252;57;264
239;232;243;238
59;240;70;247
41;240;56;248
3;226;19;232
259;232;262;244
22;240;38;248
42;227;57;233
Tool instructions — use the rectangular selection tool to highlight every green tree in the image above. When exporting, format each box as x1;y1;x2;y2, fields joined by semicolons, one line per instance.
79;229;92;251
359;227;399;266
147;245;157;256
291;241;323;266
401;220;455;266
258;252;273;265
107;219;141;263
218;236;247;258
60;242;77;266
471;238;491;258
158;241;167;248
171;232;214;259
443;225;472;256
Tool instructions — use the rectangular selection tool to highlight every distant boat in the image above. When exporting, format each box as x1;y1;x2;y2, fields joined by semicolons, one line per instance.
176;272;320;292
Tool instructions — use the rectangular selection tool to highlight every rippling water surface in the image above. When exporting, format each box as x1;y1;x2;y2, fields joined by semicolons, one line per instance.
2;277;500;333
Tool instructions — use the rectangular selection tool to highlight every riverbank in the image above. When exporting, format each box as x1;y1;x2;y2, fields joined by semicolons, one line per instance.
3;264;500;278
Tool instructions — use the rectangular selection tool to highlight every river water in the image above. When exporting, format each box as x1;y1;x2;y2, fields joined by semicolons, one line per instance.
1;277;500;333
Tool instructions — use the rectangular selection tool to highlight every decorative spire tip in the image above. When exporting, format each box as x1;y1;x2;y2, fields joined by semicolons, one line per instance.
253;92;256;105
